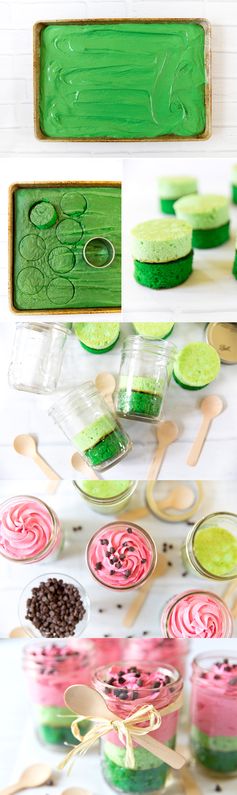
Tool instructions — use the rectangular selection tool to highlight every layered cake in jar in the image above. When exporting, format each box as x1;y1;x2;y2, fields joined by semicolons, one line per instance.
191;653;237;774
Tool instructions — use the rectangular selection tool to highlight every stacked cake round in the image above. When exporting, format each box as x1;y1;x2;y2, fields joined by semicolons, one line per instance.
174;194;230;248
131;219;193;289
157;176;198;214
74;322;120;353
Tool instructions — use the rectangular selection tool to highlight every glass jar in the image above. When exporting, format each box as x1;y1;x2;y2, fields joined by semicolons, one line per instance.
23;639;94;746
115;336;177;423
160;590;233;638
191;652;237;775
86;521;157;591
73;480;138;515
92;639;123;668
183;512;237;580
0;495;63;563
8;323;71;394
49;382;132;472
94;662;183;793
19;573;90;638
123;639;189;677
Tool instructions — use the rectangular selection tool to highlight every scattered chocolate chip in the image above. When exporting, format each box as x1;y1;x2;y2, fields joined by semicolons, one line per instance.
182;572;188;577
131;691;139;700
122;541;128;547
108;677;115;685
98;608;104;613
168;561;173;567
72;526;82;532
169;545;173;549
214;675;221;680
25;577;86;638
105;551;111;558
95;562;103;571
128;667;138;673
100;539;109;545
215;786;222;792
109;547;115;554
142;631;148;636
116;604;123;609
104;634;110;638
224;665;231;672
223;658;229;664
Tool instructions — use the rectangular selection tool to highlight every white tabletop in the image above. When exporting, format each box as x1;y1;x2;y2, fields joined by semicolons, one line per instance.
1;638;237;791
1;322;237;481
123;157;237;321
0;479;236;638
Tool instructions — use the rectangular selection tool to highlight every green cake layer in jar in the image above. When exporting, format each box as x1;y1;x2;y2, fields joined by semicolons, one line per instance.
74;415;130;468
173;342;221;389
191;726;237;774
102;737;175;792
117;376;163;420
36;705;90;746
194;526;237;578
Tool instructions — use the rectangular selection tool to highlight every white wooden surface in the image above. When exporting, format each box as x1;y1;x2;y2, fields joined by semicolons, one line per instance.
1;638;237;789
1;322;237;481
123;157;237;320
0;0;237;156
0;479;236;639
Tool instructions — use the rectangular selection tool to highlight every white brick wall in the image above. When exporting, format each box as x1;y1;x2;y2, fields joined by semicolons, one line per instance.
0;0;237;156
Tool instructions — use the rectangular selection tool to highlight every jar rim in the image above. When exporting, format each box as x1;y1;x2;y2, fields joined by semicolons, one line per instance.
0;495;60;564
16;322;71;334
192;651;237;673
161;589;233;638
49;381;99;419
186;511;237;581
122;335;177;358
73;480;137;504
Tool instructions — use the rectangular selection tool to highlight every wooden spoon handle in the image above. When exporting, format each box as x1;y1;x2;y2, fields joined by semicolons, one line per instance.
33;452;61;482
0;785;21;795
122;577;154;628
179;766;203;795
187;416;211;467
223;578;237;603
103;394;115;413
135;735;185;770
119;507;149;522
147;445;166;481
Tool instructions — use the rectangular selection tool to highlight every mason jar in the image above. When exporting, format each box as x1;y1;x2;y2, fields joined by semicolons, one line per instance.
86;521;157;591
160;590;233;638
73;480;138;515
191;652;237;775
183;512;237;581
8;322;71;394
94;662;183;793
0;495;63;563
23;639;94;746
49;382;132;472
115;336;177;423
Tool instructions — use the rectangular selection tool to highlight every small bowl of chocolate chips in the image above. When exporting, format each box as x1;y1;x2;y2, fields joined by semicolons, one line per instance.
19;573;90;638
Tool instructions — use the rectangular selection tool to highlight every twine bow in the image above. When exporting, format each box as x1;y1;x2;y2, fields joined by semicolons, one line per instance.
59;692;183;772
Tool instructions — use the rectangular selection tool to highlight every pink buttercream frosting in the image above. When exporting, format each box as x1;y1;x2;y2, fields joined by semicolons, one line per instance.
24;640;94;706
0;497;59;560
94;663;182;746
164;591;232;638
191;658;237;736
87;522;155;588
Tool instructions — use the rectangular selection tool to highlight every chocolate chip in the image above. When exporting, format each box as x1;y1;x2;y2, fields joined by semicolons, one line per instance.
214;675;221;679
72;526;82;532
105;551;111;558
95;562;103;571
223;658;229;664
142;631;148;636
182;572;188;577
131;691;139;700
120;554;126;561
124;570;131;578
128;667;138;673
201;673;207;679
128;546;135;552
224;665;231;672
215;786;222;792
100;538;109;545
109;547;115;554
168;561;173;567
116;604;123;608
122;542;128;547
110;570;115;576
169;545;173;549
98;608;104;613
25;577;86;638
229;677;237;685
115;562;122;569
154;681;161;689
141;558;147;564
118;677;126;684
108;677;115;685
127;528;133;533
137;679;144;687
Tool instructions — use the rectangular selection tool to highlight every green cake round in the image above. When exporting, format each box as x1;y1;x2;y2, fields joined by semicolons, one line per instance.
173;342;221;389
74;322;120;353
134;251;193;290
157;176;198;215
174;194;230;248
133;322;174;339
131;218;193;290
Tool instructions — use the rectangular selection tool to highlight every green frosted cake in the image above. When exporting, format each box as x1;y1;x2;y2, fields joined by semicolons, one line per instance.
157;176;198;214
133;322;174;339
74;322;120;352
10;185;121;312
131;219;193;289
173;342;221;389
37;21;207;141
174;194;230;248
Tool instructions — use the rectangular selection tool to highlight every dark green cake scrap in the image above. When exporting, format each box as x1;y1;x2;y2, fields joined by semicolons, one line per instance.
11;185;121;311
38;22;207;140
134;250;193;290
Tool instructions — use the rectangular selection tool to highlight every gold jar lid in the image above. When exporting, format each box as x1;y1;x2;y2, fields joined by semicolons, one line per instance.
206;323;237;364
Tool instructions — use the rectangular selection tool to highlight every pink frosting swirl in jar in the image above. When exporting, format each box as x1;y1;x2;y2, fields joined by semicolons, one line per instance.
87;521;155;589
0;497;57;561
164;590;232;638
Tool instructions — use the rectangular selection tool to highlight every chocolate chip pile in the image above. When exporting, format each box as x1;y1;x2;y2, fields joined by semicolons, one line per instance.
25;577;86;637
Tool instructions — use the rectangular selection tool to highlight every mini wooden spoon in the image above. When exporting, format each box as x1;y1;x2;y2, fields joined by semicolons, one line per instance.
62;789;93;795
119;506;149;522
13;434;61;488
95;372;116;413
147;421;179;480
156;485;194;512
123;553;168;628
9;626;28;638
64;686;185;771
71;452;99;480
0;763;52;795
187;395;224;467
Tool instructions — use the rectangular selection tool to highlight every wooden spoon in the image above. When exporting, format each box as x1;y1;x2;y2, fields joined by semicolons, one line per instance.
123;553;168;628
119;506;149;522
187;395;224;467
147;421;179;480
64;685;185;771
95;372;116;412
13;434;61;488
175;746;203;795
156;485;194;512
71;452;99;480
0;763;52;795
62;789;93;795
9;626;28;638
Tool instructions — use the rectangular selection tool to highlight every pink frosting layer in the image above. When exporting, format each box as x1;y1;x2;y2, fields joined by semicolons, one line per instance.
88;523;154;588
124;639;188;675
25;640;94;706
96;664;180;746
191;660;237;736
166;591;231;638
0;498;55;560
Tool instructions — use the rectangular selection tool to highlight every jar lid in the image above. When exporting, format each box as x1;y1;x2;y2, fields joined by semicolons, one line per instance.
206;323;237;364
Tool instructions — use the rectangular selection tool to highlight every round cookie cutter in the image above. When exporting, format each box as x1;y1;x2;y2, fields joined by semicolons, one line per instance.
83;236;115;269
145;480;203;523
